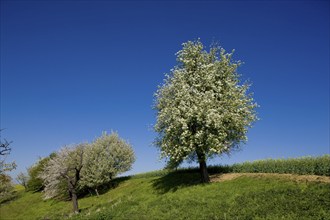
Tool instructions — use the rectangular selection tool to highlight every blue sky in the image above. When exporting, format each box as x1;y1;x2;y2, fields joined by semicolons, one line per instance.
1;0;329;177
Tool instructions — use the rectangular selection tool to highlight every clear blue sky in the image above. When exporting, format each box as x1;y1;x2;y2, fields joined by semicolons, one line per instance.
1;0;329;177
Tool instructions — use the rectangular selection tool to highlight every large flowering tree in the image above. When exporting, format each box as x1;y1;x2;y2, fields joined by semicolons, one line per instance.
154;40;258;183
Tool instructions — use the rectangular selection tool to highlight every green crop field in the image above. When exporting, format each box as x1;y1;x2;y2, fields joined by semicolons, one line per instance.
1;156;329;220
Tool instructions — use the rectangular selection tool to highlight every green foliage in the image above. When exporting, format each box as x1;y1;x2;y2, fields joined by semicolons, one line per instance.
27;153;56;192
27;153;72;201
231;155;330;176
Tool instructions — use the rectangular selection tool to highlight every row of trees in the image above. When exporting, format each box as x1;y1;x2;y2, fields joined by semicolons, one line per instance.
40;132;135;213
14;132;135;213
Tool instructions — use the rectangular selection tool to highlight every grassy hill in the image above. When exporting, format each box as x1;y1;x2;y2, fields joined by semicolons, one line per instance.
1;156;330;220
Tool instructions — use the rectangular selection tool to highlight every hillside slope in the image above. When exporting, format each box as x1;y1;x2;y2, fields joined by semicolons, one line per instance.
1;171;330;220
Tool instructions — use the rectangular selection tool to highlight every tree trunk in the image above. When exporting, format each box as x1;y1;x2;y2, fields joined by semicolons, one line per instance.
196;151;210;183
71;191;79;214
95;188;99;197
68;180;79;214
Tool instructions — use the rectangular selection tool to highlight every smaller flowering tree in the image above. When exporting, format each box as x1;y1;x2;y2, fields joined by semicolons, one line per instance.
39;144;86;213
80;132;135;196
154;39;258;182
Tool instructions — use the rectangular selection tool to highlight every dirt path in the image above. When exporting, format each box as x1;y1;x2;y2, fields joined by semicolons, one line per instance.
210;173;330;183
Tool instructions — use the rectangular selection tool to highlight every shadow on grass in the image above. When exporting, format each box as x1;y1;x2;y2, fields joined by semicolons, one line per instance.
78;176;132;199
151;164;233;195
97;176;131;197
76;177;131;217
152;171;202;194
108;176;132;190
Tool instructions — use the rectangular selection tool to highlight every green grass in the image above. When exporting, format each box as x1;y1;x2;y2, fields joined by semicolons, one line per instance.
72;173;330;220
0;186;70;219
1;171;329;220
1;155;329;219
230;155;330;175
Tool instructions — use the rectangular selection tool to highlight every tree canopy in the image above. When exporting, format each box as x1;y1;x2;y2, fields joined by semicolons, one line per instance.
80;132;135;196
154;39;258;182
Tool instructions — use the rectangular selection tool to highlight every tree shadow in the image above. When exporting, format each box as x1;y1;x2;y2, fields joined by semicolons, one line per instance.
105;176;132;191
152;171;202;194
79;176;132;198
98;176;132;196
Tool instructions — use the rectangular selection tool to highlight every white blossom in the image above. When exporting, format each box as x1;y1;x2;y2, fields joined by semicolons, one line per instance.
80;132;135;193
154;39;258;164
